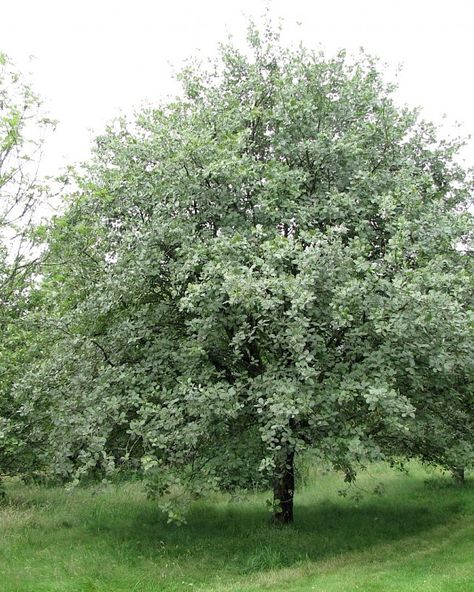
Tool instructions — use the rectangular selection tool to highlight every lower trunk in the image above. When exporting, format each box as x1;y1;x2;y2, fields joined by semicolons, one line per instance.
272;449;295;525
452;466;465;484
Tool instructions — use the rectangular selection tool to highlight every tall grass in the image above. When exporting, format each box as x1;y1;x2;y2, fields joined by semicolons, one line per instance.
0;463;472;591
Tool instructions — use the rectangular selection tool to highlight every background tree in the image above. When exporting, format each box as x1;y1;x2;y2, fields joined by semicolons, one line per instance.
10;24;474;522
0;53;54;481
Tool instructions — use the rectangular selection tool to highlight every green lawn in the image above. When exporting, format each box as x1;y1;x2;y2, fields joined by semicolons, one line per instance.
1;463;473;592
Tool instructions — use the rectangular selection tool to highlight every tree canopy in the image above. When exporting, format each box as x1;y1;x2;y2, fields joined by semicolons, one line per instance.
5;25;474;522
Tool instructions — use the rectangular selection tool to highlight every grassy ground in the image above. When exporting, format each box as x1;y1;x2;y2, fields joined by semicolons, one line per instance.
1;463;473;592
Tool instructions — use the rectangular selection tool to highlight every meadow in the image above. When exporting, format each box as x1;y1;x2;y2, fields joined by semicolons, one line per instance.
1;463;473;592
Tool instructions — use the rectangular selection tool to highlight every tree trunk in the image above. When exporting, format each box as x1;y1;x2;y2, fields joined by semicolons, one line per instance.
272;449;295;525
452;466;465;484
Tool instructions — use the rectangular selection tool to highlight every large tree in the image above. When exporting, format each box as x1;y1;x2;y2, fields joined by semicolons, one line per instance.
11;25;474;522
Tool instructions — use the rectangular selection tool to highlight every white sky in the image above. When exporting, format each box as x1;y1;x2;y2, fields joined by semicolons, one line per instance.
1;0;474;178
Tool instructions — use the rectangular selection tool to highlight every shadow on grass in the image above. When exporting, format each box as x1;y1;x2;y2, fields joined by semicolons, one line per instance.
71;477;472;576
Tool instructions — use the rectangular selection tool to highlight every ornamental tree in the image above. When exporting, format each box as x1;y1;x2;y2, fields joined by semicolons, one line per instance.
11;24;474;522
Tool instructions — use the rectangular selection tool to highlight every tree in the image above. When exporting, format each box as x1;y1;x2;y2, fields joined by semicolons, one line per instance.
0;53;54;480
10;24;474;522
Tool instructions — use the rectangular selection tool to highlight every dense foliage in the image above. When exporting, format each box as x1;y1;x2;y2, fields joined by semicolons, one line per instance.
3;26;474;521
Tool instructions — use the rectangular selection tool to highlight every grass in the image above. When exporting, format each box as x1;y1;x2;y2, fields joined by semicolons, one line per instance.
0;463;473;591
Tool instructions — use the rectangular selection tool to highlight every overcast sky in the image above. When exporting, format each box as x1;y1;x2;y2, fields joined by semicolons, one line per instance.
2;0;474;177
